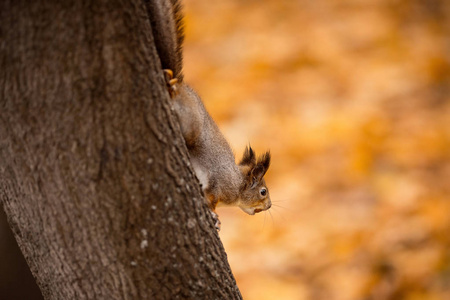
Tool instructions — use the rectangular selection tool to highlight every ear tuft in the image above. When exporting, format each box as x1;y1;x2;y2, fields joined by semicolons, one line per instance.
239;145;256;166
249;151;271;183
258;151;271;171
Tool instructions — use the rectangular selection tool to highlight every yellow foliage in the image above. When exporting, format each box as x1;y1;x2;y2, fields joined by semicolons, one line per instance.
184;0;450;299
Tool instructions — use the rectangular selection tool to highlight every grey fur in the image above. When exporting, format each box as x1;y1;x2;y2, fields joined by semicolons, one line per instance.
149;0;271;215
172;85;272;215
173;86;243;206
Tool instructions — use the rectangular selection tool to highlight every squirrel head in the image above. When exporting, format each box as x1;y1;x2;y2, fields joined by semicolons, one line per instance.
237;146;271;215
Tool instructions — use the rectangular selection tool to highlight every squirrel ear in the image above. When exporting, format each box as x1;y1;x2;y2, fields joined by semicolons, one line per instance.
250;151;271;183
239;146;256;167
251;164;265;184
258;151;271;171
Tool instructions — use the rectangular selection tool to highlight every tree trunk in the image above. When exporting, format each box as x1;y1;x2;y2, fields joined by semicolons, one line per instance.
0;0;242;299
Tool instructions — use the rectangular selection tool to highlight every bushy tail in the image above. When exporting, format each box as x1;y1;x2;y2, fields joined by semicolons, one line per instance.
145;0;185;82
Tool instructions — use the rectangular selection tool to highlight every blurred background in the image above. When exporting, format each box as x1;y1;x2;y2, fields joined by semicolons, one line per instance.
183;0;450;299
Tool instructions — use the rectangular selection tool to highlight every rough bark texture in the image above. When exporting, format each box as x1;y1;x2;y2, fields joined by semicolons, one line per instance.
0;0;242;299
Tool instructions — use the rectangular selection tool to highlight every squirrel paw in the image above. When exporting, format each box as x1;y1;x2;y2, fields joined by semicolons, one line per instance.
210;210;221;231
163;69;179;97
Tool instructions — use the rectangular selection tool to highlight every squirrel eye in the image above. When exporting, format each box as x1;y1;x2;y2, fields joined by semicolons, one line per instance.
260;188;267;197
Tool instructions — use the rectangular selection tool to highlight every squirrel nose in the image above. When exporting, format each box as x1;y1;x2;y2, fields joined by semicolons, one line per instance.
267;202;272;210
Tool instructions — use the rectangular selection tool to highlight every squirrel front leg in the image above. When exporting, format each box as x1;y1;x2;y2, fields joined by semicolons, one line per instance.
207;194;221;231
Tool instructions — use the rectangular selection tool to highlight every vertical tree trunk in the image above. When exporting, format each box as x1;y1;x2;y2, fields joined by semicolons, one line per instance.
0;0;242;299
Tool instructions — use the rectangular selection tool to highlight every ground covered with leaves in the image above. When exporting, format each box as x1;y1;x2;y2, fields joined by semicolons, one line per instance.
183;1;450;299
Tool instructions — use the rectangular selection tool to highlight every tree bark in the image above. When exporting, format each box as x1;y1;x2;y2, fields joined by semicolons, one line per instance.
0;0;242;299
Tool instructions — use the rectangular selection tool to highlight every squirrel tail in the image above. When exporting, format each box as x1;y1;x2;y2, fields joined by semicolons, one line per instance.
172;0;184;81
145;0;185;82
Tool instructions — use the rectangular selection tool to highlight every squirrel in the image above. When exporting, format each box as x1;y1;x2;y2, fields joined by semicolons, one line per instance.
145;0;272;224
